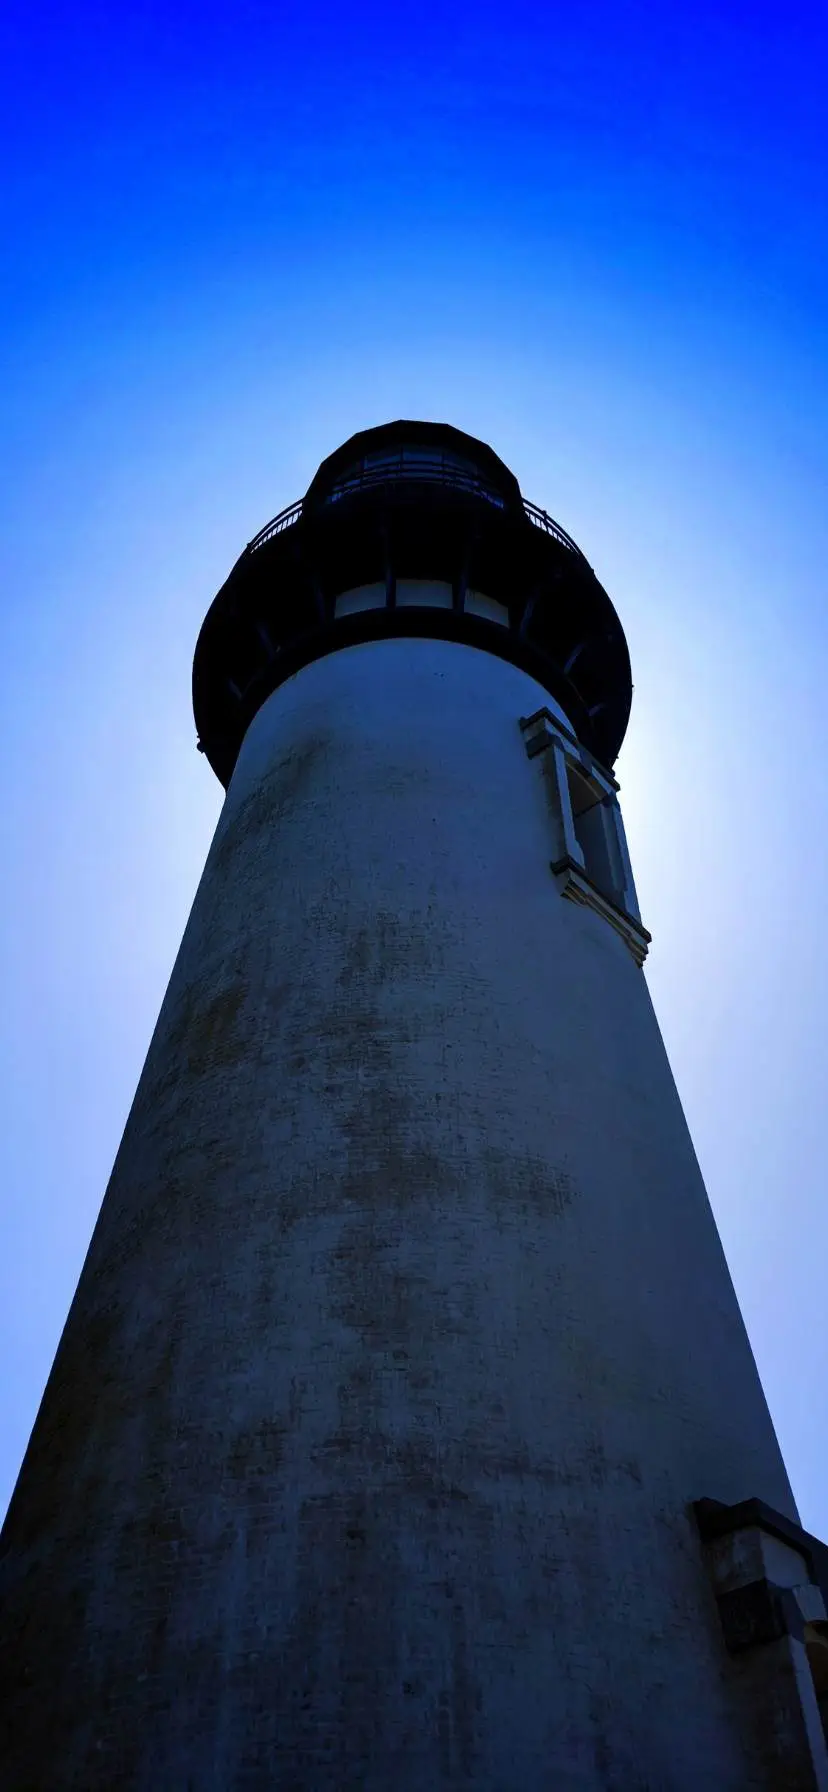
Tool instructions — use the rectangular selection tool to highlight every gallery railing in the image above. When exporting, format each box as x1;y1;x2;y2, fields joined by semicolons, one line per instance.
246;459;587;563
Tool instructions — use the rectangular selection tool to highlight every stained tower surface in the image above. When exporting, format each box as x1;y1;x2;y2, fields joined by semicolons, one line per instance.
1;423;827;1788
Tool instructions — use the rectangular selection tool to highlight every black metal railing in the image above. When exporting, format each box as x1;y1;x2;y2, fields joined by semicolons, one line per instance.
521;500;587;560
247;499;304;552
319;452;506;511
246;462;587;563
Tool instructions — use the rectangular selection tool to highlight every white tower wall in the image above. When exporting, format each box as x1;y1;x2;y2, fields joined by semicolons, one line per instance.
0;635;801;1787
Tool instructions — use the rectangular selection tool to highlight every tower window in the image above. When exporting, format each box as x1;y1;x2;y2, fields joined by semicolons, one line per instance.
334;584;387;618
395;579;453;609
566;763;627;911
520;707;650;966
465;590;509;627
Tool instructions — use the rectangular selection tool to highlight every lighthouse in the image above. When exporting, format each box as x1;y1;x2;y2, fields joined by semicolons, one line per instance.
1;421;827;1787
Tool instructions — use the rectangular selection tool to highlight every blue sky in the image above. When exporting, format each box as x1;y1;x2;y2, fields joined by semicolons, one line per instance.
1;2;826;1529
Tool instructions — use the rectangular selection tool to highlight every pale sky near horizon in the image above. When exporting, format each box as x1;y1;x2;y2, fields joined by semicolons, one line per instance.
1;2;826;1532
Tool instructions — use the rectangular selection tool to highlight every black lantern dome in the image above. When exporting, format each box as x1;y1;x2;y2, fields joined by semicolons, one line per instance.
193;421;632;787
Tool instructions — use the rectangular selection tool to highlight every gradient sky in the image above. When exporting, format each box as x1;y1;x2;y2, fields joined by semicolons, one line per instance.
1;2;826;1531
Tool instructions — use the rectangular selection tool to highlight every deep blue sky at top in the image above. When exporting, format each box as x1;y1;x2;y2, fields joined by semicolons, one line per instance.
0;3;826;1525
3;3;826;384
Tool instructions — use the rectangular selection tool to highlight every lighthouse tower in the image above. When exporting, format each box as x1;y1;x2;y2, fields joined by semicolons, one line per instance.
2;423;827;1788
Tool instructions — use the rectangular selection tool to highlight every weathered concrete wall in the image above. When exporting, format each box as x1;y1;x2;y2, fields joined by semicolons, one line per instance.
0;638;798;1787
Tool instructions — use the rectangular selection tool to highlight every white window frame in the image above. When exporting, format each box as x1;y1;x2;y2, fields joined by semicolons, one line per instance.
520;708;651;967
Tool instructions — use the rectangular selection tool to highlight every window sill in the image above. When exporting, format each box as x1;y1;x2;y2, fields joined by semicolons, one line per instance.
551;856;651;967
